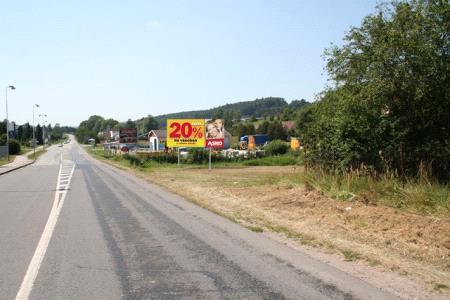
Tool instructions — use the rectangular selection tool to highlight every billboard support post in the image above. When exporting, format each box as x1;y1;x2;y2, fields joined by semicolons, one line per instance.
177;147;180;168
208;147;212;171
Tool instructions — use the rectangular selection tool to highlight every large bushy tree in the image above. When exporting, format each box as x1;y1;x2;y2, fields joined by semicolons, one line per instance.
304;0;449;179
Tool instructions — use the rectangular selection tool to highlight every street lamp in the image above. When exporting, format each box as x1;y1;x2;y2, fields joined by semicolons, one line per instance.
39;114;47;150
5;85;15;161
33;104;39;159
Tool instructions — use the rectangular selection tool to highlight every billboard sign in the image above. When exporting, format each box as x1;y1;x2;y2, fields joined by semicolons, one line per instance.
167;119;205;147
291;137;300;150
205;119;225;148
119;128;137;144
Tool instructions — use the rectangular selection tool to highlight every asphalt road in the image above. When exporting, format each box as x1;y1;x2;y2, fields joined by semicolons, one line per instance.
0;139;397;299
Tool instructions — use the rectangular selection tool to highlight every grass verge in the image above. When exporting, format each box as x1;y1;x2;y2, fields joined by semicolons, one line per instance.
27;148;46;160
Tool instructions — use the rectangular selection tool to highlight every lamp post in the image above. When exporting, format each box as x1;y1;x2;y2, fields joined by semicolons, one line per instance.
32;104;40;159
39;114;47;150
5;85;15;161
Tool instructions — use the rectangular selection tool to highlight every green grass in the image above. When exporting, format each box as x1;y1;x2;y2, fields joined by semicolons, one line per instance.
0;156;16;166
242;154;302;166
19;146;32;155
301;168;450;216
341;249;362;261
27;148;46;160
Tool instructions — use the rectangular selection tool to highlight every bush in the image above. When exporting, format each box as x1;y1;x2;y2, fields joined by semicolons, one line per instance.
265;140;288;156
243;155;298;166
186;149;209;164
8;139;21;155
123;154;142;167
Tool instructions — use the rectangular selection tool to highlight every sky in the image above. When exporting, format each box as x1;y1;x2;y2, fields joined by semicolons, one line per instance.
0;0;378;127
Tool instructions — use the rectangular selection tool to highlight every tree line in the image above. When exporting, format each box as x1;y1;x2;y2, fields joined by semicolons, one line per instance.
75;115;159;143
0;120;69;154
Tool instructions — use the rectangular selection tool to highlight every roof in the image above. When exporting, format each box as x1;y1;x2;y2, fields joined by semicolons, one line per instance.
148;129;167;139
282;121;295;130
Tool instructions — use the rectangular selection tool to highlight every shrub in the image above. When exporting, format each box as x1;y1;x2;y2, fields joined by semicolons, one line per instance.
8;139;21;155
186;149;209;164
123;154;142;167
265;140;288;156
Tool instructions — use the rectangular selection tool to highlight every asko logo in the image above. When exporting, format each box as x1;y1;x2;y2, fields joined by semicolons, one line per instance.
206;139;224;148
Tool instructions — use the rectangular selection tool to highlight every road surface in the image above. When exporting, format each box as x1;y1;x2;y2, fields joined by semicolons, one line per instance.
0;139;397;299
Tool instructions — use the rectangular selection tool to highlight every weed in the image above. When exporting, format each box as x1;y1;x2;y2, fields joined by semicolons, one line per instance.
247;226;264;233
434;283;449;291
341;249;361;261
299;167;449;216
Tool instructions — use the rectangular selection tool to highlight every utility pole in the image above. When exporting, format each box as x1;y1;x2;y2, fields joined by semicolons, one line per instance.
5;85;15;161
32;104;40;159
39;114;47;150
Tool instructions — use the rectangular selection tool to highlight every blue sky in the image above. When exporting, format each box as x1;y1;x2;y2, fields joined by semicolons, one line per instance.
0;0;378;126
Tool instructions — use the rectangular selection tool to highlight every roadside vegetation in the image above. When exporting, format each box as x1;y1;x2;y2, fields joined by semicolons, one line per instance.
27;147;47;160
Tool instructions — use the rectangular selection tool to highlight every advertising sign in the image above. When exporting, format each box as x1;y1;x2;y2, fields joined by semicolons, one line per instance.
291;137;300;150
205;119;225;148
119;128;137;144
167;119;205;147
248;135;256;151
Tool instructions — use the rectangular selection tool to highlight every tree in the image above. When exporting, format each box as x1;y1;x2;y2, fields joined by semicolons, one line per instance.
296;104;315;137
35;125;43;145
212;108;224;119
246;123;256;135
289;99;309;110
103;118;119;131
50;123;63;141
0;120;6;136
305;0;450;179
232;123;247;138
8;139;21;155
125;119;136;129
144;115;159;132
257;120;270;134
223;109;234;131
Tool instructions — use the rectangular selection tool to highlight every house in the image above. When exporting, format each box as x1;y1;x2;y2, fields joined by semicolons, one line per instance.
148;130;167;151
282;121;296;131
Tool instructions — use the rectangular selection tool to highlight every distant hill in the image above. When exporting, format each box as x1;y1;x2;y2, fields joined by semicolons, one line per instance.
155;97;292;125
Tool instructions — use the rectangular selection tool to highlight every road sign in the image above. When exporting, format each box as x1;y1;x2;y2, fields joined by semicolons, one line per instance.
205;119;225;149
119;128;137;144
167;119;205;148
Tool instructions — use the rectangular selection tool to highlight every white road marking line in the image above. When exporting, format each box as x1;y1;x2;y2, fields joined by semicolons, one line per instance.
15;162;76;300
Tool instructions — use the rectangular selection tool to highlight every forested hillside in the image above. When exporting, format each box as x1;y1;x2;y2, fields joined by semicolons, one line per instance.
154;97;293;125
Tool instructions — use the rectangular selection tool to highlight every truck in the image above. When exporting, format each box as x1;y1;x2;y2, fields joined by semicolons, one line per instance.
239;135;270;150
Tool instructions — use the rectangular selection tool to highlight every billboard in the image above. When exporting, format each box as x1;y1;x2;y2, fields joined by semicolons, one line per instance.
291;137;300;150
205;119;225;148
167;119;205;147
119;128;137;144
